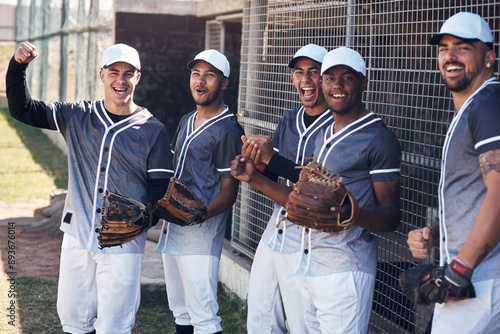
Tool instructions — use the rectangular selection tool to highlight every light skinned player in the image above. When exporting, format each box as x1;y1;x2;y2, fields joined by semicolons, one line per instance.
6;42;173;333
155;49;244;334
406;12;500;333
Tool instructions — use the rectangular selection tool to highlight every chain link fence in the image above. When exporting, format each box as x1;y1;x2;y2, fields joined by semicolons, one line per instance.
232;1;500;332
16;0;114;103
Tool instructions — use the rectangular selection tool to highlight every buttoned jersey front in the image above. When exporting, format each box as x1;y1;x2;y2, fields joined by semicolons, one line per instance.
261;106;333;253
156;107;244;257
296;112;401;276
439;78;500;282
46;100;174;253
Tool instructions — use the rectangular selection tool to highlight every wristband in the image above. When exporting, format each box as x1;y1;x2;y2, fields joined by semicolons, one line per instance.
449;259;474;280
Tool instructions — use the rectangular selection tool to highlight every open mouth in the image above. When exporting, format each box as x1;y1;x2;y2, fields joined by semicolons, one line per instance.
331;93;346;99
195;86;207;94
302;87;316;98
445;63;464;74
113;87;128;94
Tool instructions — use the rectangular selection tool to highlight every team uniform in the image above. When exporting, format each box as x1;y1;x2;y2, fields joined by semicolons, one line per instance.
6;57;174;333
247;106;333;333
297;112;401;333
431;78;500;333
156;107;244;332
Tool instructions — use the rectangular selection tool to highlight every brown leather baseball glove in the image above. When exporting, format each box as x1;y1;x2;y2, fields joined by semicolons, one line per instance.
284;160;359;233
155;177;208;227
96;191;153;249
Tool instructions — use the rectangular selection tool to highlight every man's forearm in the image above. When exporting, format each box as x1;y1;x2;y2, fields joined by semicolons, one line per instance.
6;56;50;128
247;171;292;207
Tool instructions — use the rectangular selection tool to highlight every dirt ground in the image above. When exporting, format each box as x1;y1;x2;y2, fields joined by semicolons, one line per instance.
0;202;63;278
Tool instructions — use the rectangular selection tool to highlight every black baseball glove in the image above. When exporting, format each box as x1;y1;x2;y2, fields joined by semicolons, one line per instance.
399;260;476;305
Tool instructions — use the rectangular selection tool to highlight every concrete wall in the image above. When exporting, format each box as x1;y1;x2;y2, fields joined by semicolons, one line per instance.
114;12;206;139
114;12;241;139
115;0;198;16
196;0;243;17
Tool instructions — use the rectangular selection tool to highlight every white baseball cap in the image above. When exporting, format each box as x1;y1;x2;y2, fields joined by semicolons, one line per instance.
429;12;493;47
288;44;328;68
101;44;141;70
321;47;366;77
187;49;230;78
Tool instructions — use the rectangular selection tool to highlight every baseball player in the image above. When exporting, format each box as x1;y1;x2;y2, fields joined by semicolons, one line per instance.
406;12;500;333
239;44;332;333
232;47;401;333
6;42;174;333
155;49;244;334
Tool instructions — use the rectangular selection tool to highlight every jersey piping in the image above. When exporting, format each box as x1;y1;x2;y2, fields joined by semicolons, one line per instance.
174;107;233;179
438;77;497;265
86;100;155;250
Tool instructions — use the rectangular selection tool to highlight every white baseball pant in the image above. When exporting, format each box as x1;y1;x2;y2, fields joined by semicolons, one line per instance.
162;254;222;334
431;278;500;334
297;271;375;334
247;241;307;333
57;233;142;334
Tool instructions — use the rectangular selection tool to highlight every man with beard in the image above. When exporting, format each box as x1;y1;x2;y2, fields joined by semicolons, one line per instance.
406;12;500;333
241;44;332;333
155;49;244;334
232;47;401;333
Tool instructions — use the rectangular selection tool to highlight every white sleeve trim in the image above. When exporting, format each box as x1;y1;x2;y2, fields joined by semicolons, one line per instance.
50;104;61;133
475;135;500;150
148;168;174;174
370;168;400;175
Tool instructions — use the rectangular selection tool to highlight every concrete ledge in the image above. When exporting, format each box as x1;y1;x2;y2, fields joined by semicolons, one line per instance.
143;226;252;304
140;237;166;300
218;238;251;301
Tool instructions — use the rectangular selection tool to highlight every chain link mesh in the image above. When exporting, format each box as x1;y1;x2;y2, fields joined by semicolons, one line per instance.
233;1;499;332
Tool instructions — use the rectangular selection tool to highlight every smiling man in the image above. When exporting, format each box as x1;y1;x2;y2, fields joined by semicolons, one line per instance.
406;12;500;333
237;44;331;334
6;42;174;334
232;47;401;333
155;49;244;334
292;46;401;333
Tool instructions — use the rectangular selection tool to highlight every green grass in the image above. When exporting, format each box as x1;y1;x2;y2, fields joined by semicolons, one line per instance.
0;109;68;211
0;41;16;94
0;274;246;333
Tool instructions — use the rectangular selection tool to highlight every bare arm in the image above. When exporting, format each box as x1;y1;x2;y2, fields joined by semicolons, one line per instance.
346;180;401;232
458;149;500;269
206;177;240;219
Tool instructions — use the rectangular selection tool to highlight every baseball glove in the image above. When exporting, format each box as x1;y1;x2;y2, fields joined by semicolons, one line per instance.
399;262;476;306
155;177;207;227
283;160;359;233
96;191;153;249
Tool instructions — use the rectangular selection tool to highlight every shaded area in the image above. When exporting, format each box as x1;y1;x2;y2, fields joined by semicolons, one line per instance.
2;109;68;190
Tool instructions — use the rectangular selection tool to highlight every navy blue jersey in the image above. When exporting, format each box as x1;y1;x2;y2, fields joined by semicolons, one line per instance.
50;100;174;253
296;112;401;275
439;78;500;282
156;107;244;257
261;106;333;253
